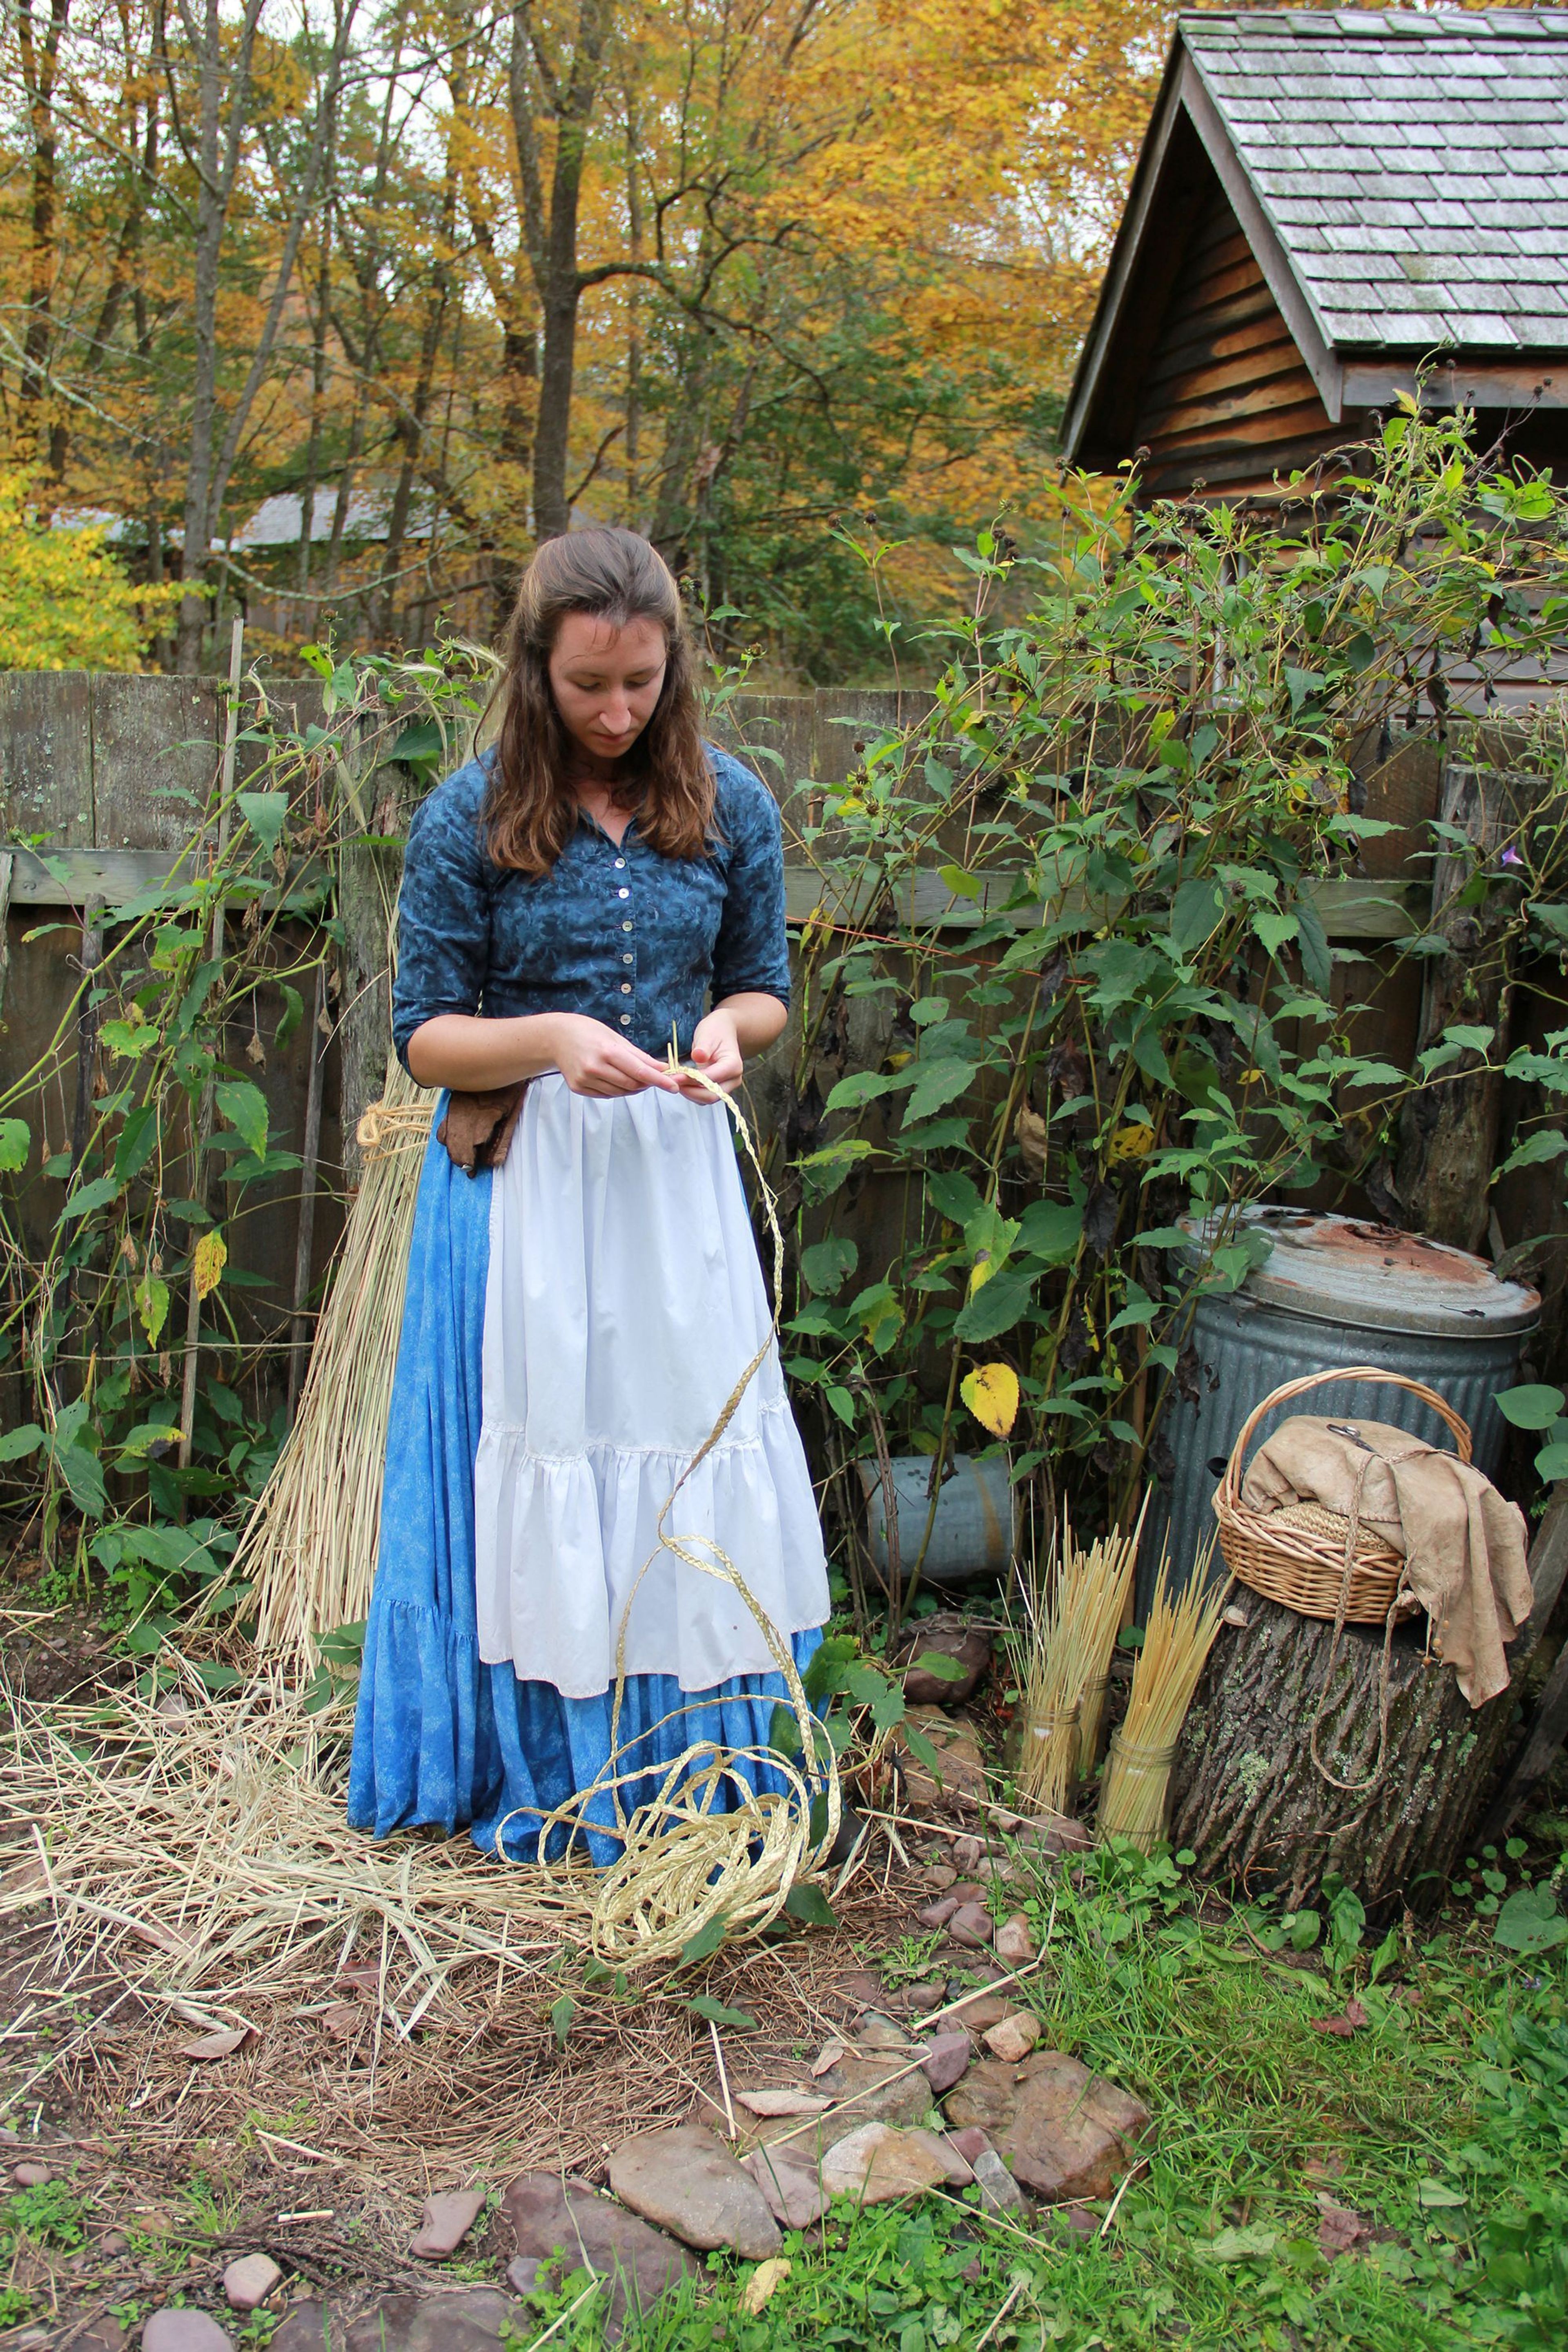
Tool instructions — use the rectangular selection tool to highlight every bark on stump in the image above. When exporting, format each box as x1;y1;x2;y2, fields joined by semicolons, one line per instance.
1169;1588;1515;1915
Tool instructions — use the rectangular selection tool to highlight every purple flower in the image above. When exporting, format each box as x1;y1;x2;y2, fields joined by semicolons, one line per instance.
1501;846;1523;868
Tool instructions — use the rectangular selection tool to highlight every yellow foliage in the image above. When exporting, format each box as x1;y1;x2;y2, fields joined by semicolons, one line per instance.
961;1362;1020;1439
0;474;177;671
193;1230;227;1301
1108;1123;1155;1162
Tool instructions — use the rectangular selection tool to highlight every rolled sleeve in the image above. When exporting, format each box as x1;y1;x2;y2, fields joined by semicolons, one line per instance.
391;769;493;1070
709;760;792;1009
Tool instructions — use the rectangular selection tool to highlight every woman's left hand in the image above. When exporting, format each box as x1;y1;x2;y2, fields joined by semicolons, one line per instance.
676;1009;744;1100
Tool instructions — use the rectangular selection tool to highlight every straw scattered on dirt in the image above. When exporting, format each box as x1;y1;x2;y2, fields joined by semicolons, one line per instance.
0;1664;915;2185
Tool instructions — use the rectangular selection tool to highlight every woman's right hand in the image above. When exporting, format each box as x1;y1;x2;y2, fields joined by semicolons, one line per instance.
548;1013;682;1098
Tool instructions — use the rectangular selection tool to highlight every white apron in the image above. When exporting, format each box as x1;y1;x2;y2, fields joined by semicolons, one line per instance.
472;1074;831;1696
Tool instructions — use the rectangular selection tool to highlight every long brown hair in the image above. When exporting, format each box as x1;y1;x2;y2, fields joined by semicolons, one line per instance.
485;527;714;874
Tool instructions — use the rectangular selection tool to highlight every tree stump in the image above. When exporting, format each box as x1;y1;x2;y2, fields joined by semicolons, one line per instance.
1168;1590;1516;1915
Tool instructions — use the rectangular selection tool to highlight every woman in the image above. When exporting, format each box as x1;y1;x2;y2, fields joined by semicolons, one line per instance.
347;528;830;1865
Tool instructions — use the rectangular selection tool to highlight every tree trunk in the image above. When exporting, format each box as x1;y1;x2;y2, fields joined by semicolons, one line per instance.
1169;1588;1518;1915
1394;761;1542;1250
17;0;70;473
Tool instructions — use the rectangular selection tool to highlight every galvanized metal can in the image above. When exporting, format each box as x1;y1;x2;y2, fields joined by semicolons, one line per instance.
1144;1206;1540;1608
858;1452;1016;1587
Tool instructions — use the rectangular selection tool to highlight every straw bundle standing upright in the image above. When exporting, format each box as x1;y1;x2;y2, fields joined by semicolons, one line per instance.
1099;1542;1230;1853
240;1057;437;1659
1017;1508;1143;1813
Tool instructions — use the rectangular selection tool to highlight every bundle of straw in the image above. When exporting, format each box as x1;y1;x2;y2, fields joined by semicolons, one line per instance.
1098;1540;1229;1853
239;1056;435;1658
1017;1506;1143;1813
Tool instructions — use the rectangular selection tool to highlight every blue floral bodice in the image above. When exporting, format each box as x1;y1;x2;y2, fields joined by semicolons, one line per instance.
392;744;791;1069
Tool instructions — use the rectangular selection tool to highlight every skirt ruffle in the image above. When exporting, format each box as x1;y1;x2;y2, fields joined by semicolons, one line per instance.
346;1115;823;1867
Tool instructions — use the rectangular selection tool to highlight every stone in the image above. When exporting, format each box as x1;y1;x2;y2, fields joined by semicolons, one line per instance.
142;2315;235;2352
267;2309;329;2352
906;1982;948;2014
608;2125;780;2260
943;2051;1154;2202
920;2032;972;2095
411;2187;487;2258
854;2013;913;2053
948;1993;1011;2031
342;2289;518;2351
742;2143;827;2230
507;2256;546;2297
819;2123;953;2205
903;1624;992;1708
223;2253;283;2310
100;2228;129;2255
915;1897;958;1930
994;1914;1037;1966
948;1904;993;1950
951;1835;984;1874
898;1711;989;1808
972;2149;1027;2215
924;1864;957;1890
756;2051;932;2152
10;2162;49;2187
947;1882;987;1906
505;2171;699;2337
734;2088;829;2119
947;2126;991;2164
983;2013;1041;2064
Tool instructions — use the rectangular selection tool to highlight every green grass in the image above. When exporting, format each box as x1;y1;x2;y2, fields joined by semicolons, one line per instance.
510;1844;1568;2351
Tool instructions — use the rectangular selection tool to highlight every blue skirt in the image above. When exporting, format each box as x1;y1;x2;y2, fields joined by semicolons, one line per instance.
346;1121;821;1867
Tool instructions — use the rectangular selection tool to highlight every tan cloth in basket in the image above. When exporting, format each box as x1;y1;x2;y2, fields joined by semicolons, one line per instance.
1239;1414;1532;1707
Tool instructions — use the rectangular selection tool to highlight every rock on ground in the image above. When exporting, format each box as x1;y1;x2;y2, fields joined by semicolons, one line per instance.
993;1913;1037;1966
222;2252;282;2310
983;2011;1041;2063
973;2148;1028;2214
944;2050;1154;2200
947;1904;994;1949
608;2124;780;2260
505;2170;699;2336
341;2289;518;2350
751;2050;933;2153
267;2307;328;2352
902;1621;992;1707
819;2124;959;2204
898;1710;989;1807
142;2314;235;2352
920;2031;972;2095
411;2187;487;2258
742;2142;827;2230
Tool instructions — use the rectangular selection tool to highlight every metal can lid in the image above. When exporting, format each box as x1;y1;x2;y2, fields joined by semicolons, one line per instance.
1176;1204;1541;1338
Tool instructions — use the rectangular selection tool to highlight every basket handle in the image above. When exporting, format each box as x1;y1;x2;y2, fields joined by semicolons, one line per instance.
1215;1363;1473;1512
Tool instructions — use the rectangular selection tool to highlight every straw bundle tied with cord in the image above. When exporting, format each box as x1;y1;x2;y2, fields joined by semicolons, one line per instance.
1098;1540;1230;1853
1016;1505;1145;1813
241;1031;837;1968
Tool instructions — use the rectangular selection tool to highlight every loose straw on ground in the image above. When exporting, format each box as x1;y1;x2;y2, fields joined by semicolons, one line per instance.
1098;1539;1229;1853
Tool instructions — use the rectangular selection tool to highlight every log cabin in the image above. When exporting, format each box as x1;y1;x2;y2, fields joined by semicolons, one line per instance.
1062;9;1568;502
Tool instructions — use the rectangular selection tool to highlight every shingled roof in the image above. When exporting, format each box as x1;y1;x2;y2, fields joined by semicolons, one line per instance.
1064;10;1568;464
1189;9;1568;351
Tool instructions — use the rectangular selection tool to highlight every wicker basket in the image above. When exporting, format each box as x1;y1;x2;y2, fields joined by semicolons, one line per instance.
1212;1365;1472;1626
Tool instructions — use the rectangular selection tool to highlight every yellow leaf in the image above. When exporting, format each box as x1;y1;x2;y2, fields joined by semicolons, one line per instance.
741;2258;791;2317
961;1362;1019;1438
192;1230;227;1300
967;1250;994;1295
1108;1123;1154;1163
